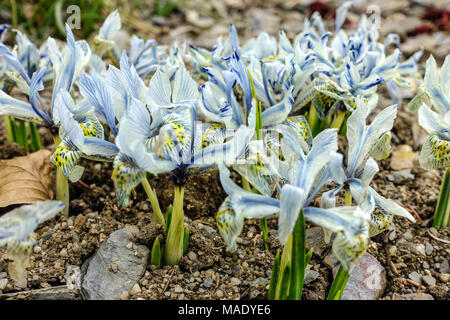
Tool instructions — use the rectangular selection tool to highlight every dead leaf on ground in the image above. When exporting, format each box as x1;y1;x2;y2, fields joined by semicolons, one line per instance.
0;149;53;208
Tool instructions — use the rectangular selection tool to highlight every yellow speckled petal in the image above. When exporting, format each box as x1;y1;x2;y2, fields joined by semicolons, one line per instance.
50;140;83;181
112;153;146;207
312;92;341;120
369;205;393;237
201;123;227;149
216;197;243;252
419;133;450;170
284;115;312;148
332;230;368;272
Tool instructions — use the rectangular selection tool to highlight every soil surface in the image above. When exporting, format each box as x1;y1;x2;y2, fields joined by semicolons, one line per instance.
0;0;449;300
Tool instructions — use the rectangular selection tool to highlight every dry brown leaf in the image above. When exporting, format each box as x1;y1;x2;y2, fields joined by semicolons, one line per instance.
0;149;53;208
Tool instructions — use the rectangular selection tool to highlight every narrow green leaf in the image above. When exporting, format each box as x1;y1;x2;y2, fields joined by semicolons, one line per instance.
183;228;189;255
260;218;269;250
150;237;162;267
278;266;291;300
165;204;173;233
434;167;450;227
305;249;313;266
267;250;281;300
288;208;306;300
326;264;350;300
29;122;42;151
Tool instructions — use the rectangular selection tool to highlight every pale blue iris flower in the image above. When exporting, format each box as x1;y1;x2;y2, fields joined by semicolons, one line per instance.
318;103;415;237
0;25;90;129
413;55;450;170
216;129;372;272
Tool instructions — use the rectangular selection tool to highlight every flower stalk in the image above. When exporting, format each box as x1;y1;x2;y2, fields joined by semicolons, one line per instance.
53;135;69;216
141;176;165;225
433;167;450;228
164;185;185;265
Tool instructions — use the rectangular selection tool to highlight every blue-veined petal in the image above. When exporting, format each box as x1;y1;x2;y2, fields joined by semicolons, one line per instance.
78;71;118;136
172;66;199;104
149;68;171;106
51;138;83;181
261;86;294;127
99;10;121;40
347;104;398;176
368;187;415;223
424;55;450;114
295;128;338;196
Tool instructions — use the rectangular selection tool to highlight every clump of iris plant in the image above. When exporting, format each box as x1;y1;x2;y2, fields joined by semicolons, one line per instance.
0;25;92;216
409;54;450;227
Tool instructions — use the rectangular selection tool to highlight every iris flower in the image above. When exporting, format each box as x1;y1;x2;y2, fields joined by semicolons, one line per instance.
0;201;64;284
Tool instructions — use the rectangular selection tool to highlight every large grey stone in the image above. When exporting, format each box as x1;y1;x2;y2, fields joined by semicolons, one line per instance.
332;253;386;300
80;226;149;300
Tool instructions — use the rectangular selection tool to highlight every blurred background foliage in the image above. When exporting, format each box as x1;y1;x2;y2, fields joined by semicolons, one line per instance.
0;0;179;42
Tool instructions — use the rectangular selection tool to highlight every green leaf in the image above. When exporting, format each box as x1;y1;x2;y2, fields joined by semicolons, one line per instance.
288;208;306;300
150;237;162;267
304;249;313;266
278;265;291;300
183;228;189;255
165;204;173;233
29;122;42;151
260;218;269;250
434;167;450;227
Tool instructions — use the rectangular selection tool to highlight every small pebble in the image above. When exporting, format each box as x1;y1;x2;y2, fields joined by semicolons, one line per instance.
439;273;450;283
203;278;214;288
408;271;422;284
422;275;436;287
33;246;42;254
403;230;413;241
130;283;141;295
0;278;8;290
230;277;241;286
425;242;433;256
422;261;430;269
188;251;197;261
174;285;183;293
216;290;224;298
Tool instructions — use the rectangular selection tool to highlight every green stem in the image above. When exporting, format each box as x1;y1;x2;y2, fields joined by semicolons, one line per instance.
17;119;28;153
53;135;69;217
260;218;269;250
288;208;306;300
326;264;350;300
10;0;18;28
433;167;450;228
3;116;14;143
141;177;165;225
165;185;185;265
29;122;43;151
